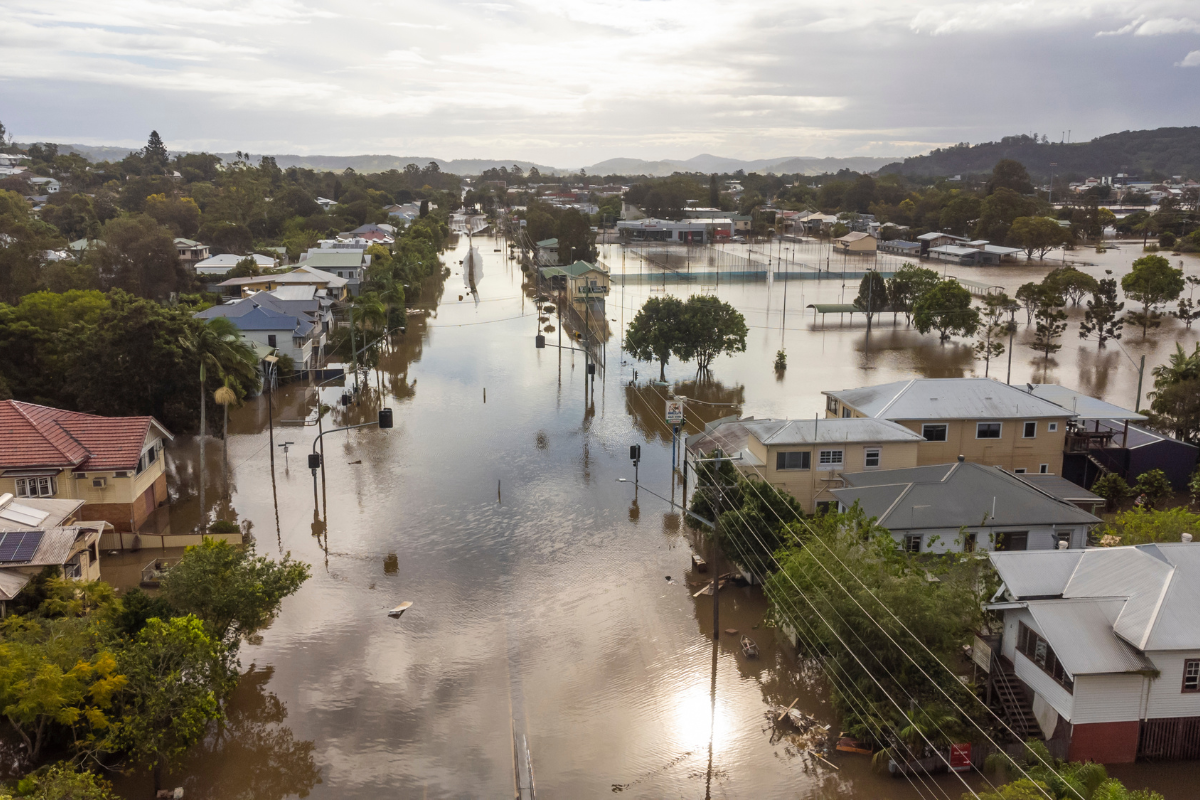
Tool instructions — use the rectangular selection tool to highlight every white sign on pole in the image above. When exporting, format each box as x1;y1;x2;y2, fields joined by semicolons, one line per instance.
665;400;684;425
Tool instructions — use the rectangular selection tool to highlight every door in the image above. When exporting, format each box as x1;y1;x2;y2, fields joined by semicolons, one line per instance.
143;484;156;518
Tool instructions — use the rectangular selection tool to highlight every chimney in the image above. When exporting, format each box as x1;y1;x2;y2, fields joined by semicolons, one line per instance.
957;455;965;462
1184;533;1194;543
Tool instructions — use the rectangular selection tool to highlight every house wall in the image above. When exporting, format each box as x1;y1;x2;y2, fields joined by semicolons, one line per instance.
747;439;920;513
1014;649;1075;722
1144;650;1200;719
882;523;1089;553
822;409;1070;475
238;329;311;369
1068;721;1140;764
1071;673;1147;724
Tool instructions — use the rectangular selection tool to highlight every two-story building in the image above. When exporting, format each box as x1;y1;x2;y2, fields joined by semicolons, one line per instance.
987;542;1200;763
297;248;371;296
194;293;322;372
832;461;1100;553
0;400;173;535
174;238;211;270
685;416;924;513
539;261;611;316
193;252;274;276
217;264;350;301
823;378;1075;475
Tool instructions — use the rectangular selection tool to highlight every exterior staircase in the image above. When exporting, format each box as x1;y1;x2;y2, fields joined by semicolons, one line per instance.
990;658;1038;740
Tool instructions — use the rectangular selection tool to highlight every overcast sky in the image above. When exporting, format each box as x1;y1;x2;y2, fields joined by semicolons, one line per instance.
2;0;1199;166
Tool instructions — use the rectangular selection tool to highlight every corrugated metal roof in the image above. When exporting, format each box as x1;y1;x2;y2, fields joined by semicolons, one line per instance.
0;570;31;601
1025;599;1154;675
1016;474;1102;504
27;526;96;567
0;497;81;531
300;251;365;268
833;462;1099;531
825;378;1075;420
1027;384;1145;421
744;418;923;445
991;550;1084;597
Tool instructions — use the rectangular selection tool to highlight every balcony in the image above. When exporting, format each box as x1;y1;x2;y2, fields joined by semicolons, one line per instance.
1064;430;1117;453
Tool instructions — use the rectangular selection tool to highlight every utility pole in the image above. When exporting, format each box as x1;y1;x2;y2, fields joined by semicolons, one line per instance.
1135;355;1145;412
348;305;359;393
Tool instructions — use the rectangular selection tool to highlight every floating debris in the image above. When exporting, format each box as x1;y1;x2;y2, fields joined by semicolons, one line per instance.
724;628;738;635
741;636;759;658
388;601;413;618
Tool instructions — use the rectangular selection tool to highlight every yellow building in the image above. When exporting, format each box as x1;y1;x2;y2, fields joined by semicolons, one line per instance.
540;261;611;314
686;416;924;513
217;264;350;300
0;400;173;536
834;231;877;253
823;378;1075;475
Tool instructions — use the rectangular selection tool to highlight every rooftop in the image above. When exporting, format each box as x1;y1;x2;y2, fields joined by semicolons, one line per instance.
825;378;1075;421
0;400;172;471
743;417;923;445
1025;384;1145;422
833;462;1100;532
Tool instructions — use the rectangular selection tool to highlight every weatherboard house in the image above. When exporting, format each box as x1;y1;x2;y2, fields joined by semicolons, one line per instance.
987;543;1200;764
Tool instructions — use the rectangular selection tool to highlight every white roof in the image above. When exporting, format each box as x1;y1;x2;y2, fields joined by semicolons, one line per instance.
825;378;1075;421
268;285;317;301
195;253;274;268
1026;384;1146;422
743;417;923;445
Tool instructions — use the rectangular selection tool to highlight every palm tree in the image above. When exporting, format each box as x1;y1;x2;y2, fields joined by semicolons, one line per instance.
183;317;259;532
214;379;238;499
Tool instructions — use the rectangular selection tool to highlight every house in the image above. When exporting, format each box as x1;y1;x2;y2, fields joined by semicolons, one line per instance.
315;197;336;211
686;417;924;513
685;209;752;234
385;203;419;222
218;264;350;301
0;400;173;535
986;542;1200;763
174;238;210;270
297;248;370;295
194;293;323;371
67;238;103;259
880;240;922;257
928;244;1003;266
0;494;108;614
833;231;877;253
916;231;969;250
536;238;559;264
1014;474;1105;515
823;378;1075;475
832;461;1100;553
538;261;610;315
194;252;275;276
615;219;715;243
28;176;60;194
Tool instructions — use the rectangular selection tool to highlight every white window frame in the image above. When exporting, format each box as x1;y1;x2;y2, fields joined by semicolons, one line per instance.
1023;421;1037;438
1039;464;1049;474
776;451;811;471
903;534;922;553
921;423;948;442
817;449;844;471
864;448;881;469
976;422;1002;439
15;476;56;498
1048;422;1059;432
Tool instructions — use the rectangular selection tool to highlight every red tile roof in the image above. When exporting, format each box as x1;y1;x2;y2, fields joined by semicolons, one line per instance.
0;401;172;471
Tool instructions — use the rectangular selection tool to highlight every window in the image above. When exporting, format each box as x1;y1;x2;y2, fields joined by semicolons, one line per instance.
1018;621;1074;693
842;407;852;418
14;476;55;497
864;448;881;469
136;443;161;475
1184;660;1200;693
1039;464;1049;474
922;424;948;442
976;422;1002;439
1048;422;1058;432
826;396;839;413
996;531;1028;551
903;534;922;553
963;533;977;553
267;334;277;348
817;449;844;470
1023;421;1037;438
1014;468;1027;474
776;451;811;471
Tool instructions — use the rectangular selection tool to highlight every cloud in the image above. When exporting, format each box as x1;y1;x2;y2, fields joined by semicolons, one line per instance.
1178;49;1200;66
1098;16;1200;36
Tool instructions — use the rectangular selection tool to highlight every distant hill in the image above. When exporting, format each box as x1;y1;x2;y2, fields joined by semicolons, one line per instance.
880;127;1200;181
584;154;897;177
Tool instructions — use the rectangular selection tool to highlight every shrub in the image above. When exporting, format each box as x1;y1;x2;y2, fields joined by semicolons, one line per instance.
208;519;240;534
1159;232;1177;249
1133;469;1173;507
1091;473;1132;508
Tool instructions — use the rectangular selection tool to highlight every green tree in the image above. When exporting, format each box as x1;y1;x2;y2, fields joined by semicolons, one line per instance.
182;317;260;531
913;280;980;342
144;193;201;238
0;189;66;303
90;214;191;300
974;187;1034;242
987;159;1034;195
1015;281;1042;324
227;256;261;279
852;270;888;325
1104;507;1200;545
1133;469;1173;508
0;616;126;762
18;762;117;800
1008;216;1067;260
709;174;719;208
161;539;310;657
1042;267;1097;307
107;616;226;794
1121;254;1184;337
674;295;748;374
938;194;982;236
1079;276;1125;347
142;131;170;172
1147;343;1200;443
1091;473;1133;509
625;295;686;380
973;293;1012;377
886;263;940;323
1032;288;1068;360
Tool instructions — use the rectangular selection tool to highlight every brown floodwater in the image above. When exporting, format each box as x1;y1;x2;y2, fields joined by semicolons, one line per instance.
103;234;1199;799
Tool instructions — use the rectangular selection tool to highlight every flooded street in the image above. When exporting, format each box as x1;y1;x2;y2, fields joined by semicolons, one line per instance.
106;235;1199;799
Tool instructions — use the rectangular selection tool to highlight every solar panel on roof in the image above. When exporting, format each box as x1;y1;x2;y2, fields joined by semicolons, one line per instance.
0;530;44;563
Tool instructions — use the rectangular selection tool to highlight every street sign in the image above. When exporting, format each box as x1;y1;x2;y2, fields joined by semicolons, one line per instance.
665;400;684;424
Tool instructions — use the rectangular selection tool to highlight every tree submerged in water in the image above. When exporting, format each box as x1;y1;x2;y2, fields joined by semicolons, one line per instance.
774;349;787;372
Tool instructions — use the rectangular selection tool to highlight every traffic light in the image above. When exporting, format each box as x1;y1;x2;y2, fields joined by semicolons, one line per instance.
308;453;322;470
535;334;545;349
587;363;596;375
629;444;641;461
378;408;393;429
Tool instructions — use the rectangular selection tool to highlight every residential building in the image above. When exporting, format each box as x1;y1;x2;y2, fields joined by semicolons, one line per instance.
684;208;753;234
194;252;275;276
539;261;610;315
217;264;350;301
28;176;60;194
67;238;102;259
986;542;1200;763
1014;474;1105;515
832;461;1099;553
315;197;336;211
174;238;210;270
0;495;107;613
833;231;877;253
298;248;370;295
823;378;1075;475
916;231;969;250
194;292;323;371
686;417;924;513
536;238;559;264
0;400;173;535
